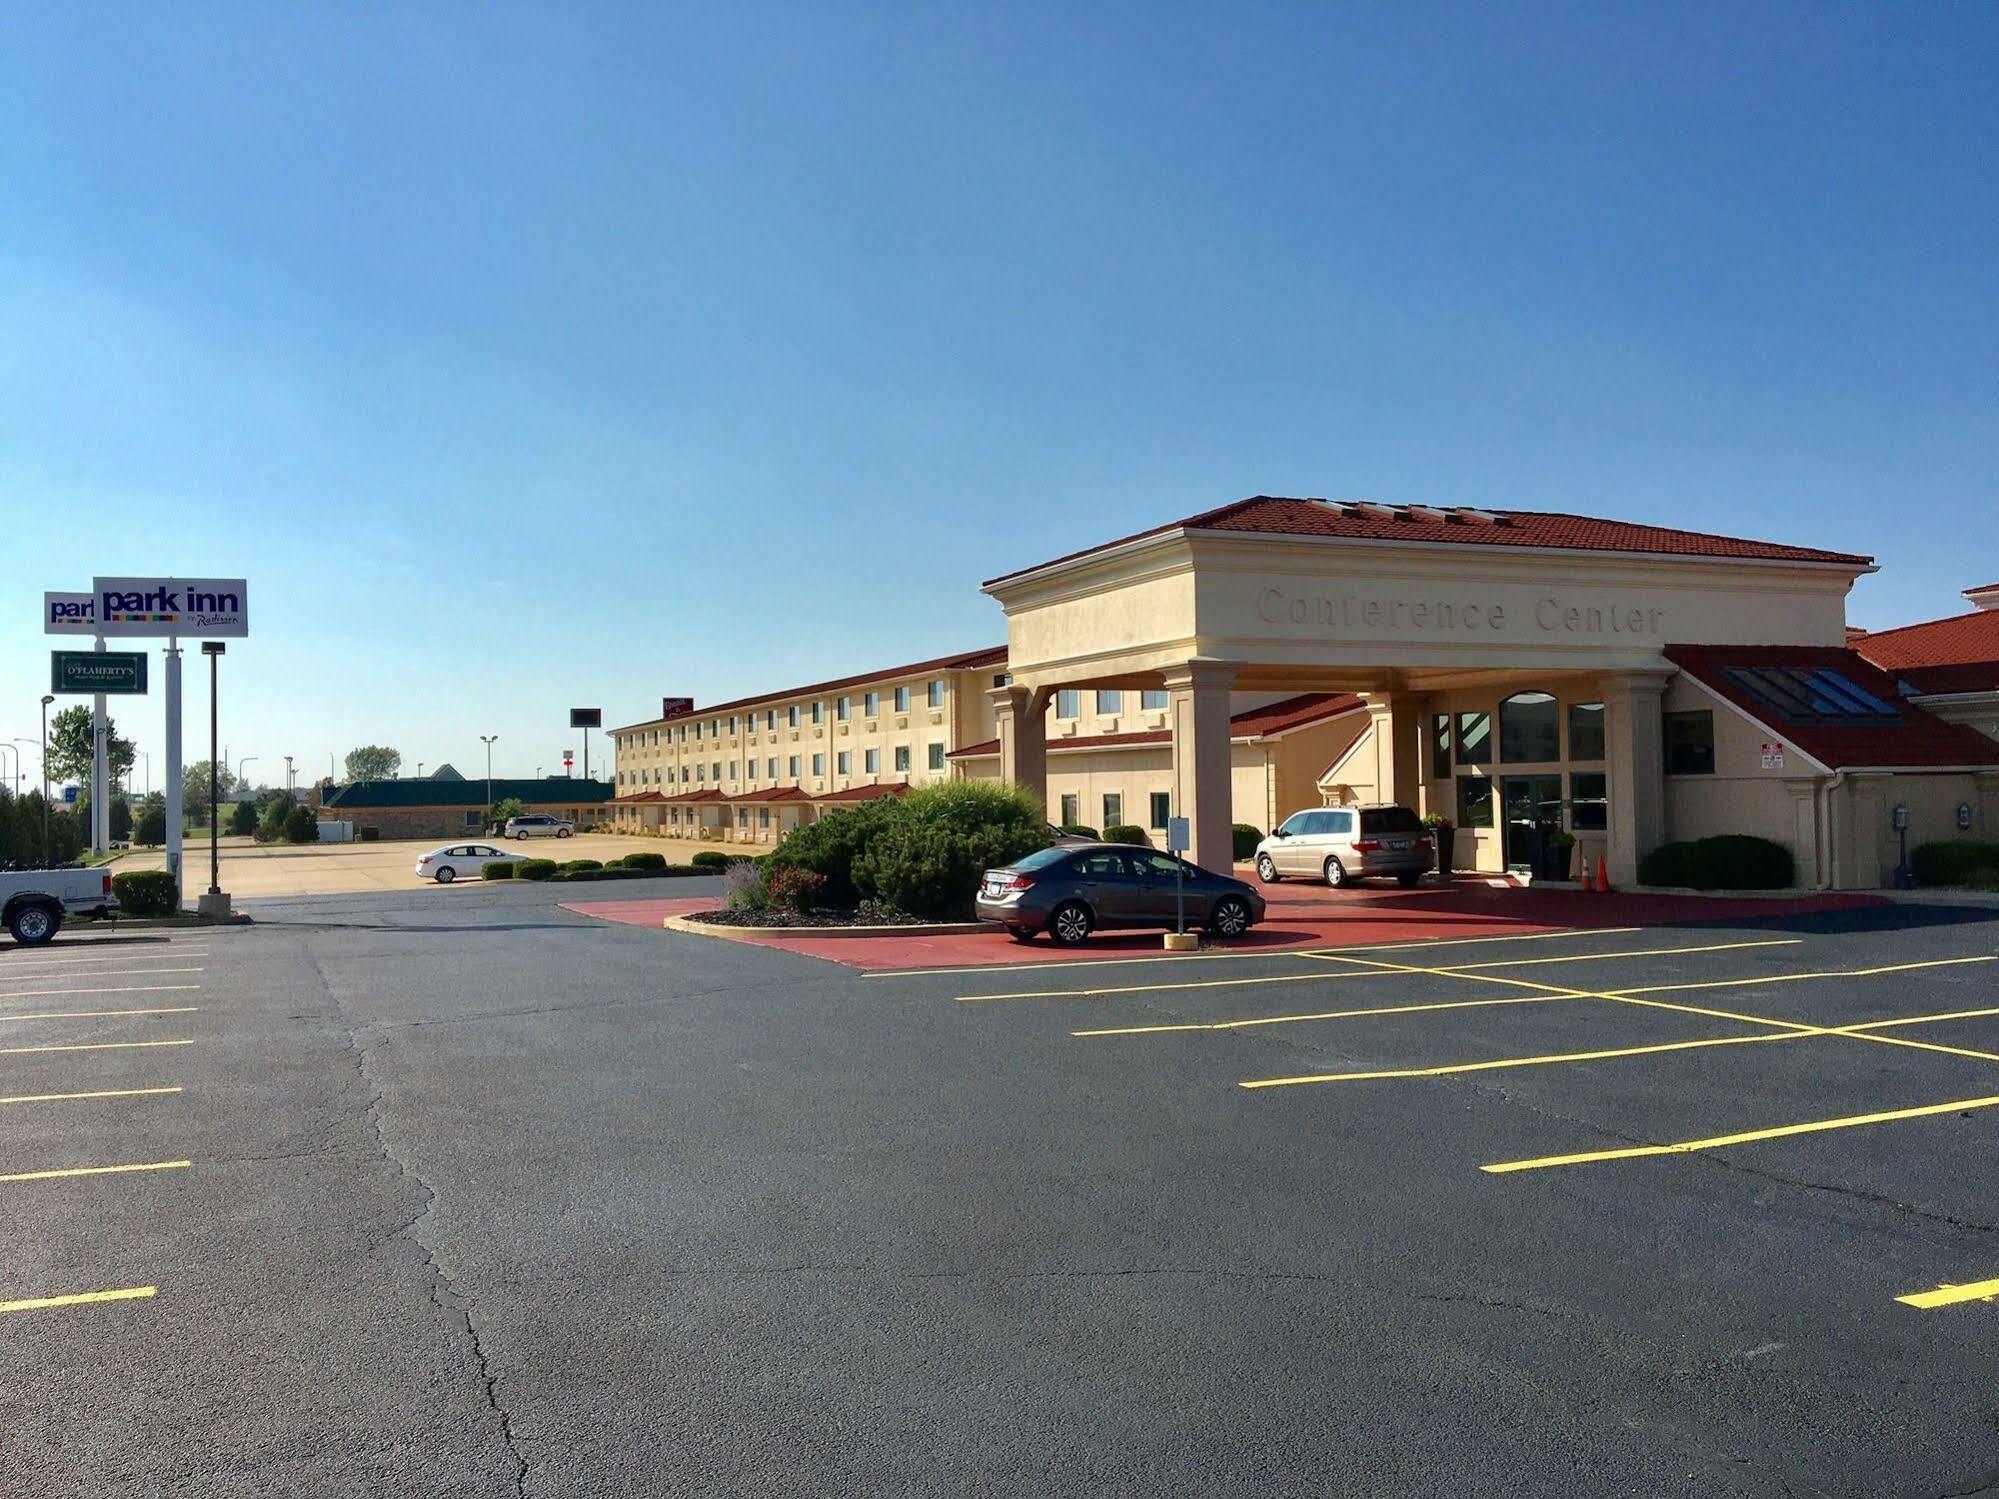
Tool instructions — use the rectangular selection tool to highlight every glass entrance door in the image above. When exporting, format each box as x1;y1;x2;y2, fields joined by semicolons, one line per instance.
1501;775;1564;874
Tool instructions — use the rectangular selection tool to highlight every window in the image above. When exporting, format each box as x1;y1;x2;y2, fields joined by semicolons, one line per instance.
695;764;705;782
463;811;480;828
1059;792;1080;826
1141;689;1168;711
1361;806;1423;834
864;748;879;774
1129;850;1183;879
836;751;852;775
787;705;800;728
711;761;721;780
811;753;825;776
1431;713;1452;780
693;722;703;741
766;757;778;777
927;742;945;771
1102;792;1123;827
810;702;823;724
728;715;738;735
709;720;720;738
1056;689;1080;719
1665;711;1715;775
758;807;770;827
728;761;738;780
893;685;910;712
836;696;851;721
1457;775;1494;828
1570;772;1607;830
1728;666;1901;722
1500;691;1560;762
928;679;946;708
993;672;1011;688
1076;850;1126;879
893;745;910;772
787;755;800;777
1278;810;1313;836
1456;711;1492;766
1149;791;1170;828
1568;702;1605;762
1096;690;1122;714
863;691;879;717
737;807;749;827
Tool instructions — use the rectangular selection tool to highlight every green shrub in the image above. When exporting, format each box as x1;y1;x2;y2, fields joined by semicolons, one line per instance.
1059;824;1100;840
1638;835;1793;890
1637;841;1694;887
516;859;558;881
1968;866;1999;892
228;800;258;837
110;798;132;843
558;859;604;874
764;795;907;907
1232;824;1263;860
849;781;1051;920
111;870;179;918
690;850;731;871
1911;840;1999;888
134;802;167;847
482;861;516;880
282;805;319;844
619;852;668;872
1103;824;1149;846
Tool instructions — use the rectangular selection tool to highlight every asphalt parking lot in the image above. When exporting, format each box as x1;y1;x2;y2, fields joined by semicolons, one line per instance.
2;881;1997;1496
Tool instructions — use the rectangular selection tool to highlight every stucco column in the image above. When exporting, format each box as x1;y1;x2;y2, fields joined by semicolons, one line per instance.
1164;659;1238;874
1360;694;1424;810
989;683;1049;809
1601;670;1672;887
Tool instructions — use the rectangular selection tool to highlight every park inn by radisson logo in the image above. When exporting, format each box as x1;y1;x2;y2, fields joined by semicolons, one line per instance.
100;584;243;626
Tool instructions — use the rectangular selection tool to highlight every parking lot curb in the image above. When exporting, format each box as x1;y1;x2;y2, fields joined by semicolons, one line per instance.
662;913;987;943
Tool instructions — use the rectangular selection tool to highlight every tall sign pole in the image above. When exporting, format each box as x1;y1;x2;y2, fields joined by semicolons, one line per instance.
203;643;226;905
92;633;109;853
165;640;183;892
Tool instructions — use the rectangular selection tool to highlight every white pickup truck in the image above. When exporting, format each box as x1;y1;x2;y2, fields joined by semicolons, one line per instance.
0;867;120;945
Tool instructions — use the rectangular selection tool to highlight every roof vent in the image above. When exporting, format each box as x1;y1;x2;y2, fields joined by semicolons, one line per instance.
1448;507;1504;526
1405;505;1450;523
1349;501;1400;521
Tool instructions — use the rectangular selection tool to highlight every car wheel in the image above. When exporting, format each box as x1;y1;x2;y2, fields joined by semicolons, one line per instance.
1048;902;1093;947
7;901;59;946
436;866;456;883
1324;857;1348;889
1209;896;1252;938
1255;853;1280;883
1007;927;1036;944
558;828;572;839
1396;871;1422;888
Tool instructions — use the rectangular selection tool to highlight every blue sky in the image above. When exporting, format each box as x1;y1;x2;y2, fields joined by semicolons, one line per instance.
3;3;1994;788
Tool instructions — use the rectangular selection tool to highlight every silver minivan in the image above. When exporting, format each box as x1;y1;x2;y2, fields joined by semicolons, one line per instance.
1253;803;1432;888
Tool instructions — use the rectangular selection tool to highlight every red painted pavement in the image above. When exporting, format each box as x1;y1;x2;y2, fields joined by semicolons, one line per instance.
563;879;1886;973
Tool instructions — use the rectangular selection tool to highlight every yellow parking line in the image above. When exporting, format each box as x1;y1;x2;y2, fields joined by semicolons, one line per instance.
0;1039;194;1056
1244;1031;1798;1088
0;984;203;1001
1077;992;1577;1037
969;938;1788;1005
0;975;202;987
871;926;1645;980
0;1160;190;1183
0;1286;157;1316
0;1007;199;1023
1603;956;1998;1000
0;1087;183;1105
1897;1277;1999;1310
1483;1093;1999;1174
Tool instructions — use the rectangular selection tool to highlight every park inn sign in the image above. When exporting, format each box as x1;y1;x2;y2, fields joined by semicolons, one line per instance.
92;576;249;637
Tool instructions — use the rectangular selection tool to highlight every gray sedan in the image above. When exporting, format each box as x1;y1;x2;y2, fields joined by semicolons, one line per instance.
975;844;1266;946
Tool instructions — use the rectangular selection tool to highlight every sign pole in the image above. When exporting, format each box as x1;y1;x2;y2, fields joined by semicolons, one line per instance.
91;634;108;854
164;640;183;904
208;645;221;897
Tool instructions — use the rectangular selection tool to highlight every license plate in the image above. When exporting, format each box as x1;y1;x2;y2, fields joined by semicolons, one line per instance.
982;878;1002;897
1386;839;1410;852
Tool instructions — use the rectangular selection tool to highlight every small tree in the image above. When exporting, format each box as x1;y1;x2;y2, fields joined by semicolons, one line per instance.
488;796;527;830
228;800;259;836
282;805;319;844
258;793;295;843
44;704;137;788
109;796;133;842
135;799;167;847
851;781;1050;920
180;760;237;827
344;746;403;782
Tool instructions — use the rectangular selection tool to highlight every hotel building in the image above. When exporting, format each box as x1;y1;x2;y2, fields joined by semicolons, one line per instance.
611;497;1999;888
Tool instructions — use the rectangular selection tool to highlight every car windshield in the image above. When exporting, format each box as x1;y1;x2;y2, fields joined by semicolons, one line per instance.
1361;806;1423;834
1011;846;1077;872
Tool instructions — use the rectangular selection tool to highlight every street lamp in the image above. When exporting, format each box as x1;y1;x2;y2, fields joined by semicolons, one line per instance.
135;749;150;801
39;695;54;855
236;756;258;796
480;735;498;830
0;742;14;799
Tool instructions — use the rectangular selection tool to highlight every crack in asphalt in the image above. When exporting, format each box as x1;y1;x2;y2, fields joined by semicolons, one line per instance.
302;941;532;1498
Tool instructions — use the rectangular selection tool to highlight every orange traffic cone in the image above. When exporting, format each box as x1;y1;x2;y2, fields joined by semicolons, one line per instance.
1593;856;1610;894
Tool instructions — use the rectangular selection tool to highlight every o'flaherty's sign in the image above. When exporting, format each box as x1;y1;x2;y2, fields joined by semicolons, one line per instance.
51;651;150;695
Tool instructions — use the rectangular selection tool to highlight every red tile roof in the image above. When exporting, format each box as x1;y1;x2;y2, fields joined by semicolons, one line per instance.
658;788;727;804
719;786;812;803
946;692;1364;758
611;791;667;804
1852;608;1999;677
812;783;911;803
1664;645;1999;770
984;497;1871;587
611;646;1008;732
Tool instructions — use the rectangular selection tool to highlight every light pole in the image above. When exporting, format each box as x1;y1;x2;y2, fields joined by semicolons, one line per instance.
481;735;498;832
0;742;14;799
236;756;258;799
416;761;425;779
136;749;150;800
284;755;295;796
40;695;54;855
